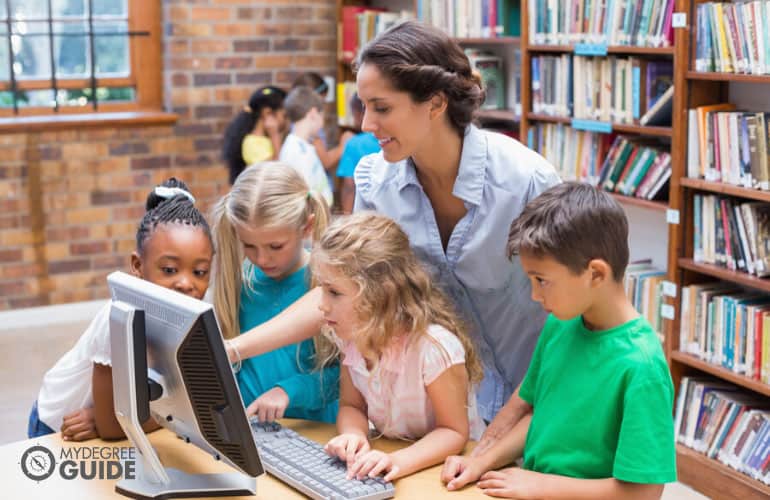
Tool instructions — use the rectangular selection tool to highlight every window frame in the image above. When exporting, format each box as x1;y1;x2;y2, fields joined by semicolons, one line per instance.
0;0;169;127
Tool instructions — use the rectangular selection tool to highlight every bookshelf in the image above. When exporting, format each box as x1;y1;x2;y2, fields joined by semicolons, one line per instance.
667;0;770;497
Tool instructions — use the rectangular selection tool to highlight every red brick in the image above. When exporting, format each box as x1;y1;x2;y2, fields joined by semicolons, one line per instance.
0;280;28;295
213;23;254;36
91;190;132;206
193;73;231;86
174;123;213;136
235;72;272;85
275;6;313;19
171;73;189;86
271;38;311;52
92;255;128;271
0;249;22;262
2;263;43;280
237;7;271;19
71;241;109;256
292;23;331;36
46;226;90;242
109;141;150;156
131;156;172;170
9;296;49;308
233;39;270;53
254;24;291;36
194;137;222;152
194;105;233;120
216;56;252;69
175;153;215;167
190;7;231;21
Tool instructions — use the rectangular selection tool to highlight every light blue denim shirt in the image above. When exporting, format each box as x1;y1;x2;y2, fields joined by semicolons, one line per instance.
353;124;560;421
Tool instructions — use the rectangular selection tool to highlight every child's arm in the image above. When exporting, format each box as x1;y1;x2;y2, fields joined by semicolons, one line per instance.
229;287;324;361
478;470;664;500
246;361;340;421
92;363;161;440
339;177;356;214
472;384;532;457
324;366;370;462
349;364;471;482
314;131;354;171
443;404;533;491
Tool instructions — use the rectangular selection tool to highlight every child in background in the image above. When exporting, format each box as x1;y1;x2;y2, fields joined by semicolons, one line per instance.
292;72;353;174
442;182;676;498
211;163;338;423
336;92;380;213
314;212;485;481
30;179;214;440
222;86;287;184
279;86;334;207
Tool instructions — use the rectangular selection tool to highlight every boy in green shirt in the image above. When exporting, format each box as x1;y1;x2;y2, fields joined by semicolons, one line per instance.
442;182;676;499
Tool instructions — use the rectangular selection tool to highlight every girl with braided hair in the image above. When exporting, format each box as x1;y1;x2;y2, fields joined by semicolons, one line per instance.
29;178;214;441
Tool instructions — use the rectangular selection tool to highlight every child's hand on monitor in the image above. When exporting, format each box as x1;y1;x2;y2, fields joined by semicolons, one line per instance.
324;432;370;463
60;407;98;442
346;449;400;482
245;387;289;422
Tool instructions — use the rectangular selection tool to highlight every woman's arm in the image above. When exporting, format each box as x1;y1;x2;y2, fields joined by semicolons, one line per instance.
386;364;471;479
472;385;531;457
92;363;160;440
229;287;324;361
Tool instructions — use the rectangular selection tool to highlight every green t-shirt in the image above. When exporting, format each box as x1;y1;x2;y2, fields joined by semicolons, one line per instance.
519;314;676;484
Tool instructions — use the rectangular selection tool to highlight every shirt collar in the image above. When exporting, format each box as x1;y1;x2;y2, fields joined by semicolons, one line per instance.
395;125;487;207
341;336;410;375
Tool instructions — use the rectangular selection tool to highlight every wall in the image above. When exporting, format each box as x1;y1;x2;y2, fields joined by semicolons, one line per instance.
0;0;337;309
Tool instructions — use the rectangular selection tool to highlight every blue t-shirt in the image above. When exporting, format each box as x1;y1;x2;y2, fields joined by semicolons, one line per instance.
237;264;339;423
336;132;380;178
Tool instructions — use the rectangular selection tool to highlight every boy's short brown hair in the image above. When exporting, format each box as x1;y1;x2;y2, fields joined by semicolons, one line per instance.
284;85;324;123
507;182;629;281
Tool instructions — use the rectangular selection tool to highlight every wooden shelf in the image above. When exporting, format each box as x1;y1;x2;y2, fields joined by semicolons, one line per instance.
609;193;668;211
525;113;672;136
686;71;770;83
670;351;770;397
527;44;674;55
678;258;770;293
455;36;520;45
476;109;520;122
526;112;571;124
676;444;770;499
679;177;770;203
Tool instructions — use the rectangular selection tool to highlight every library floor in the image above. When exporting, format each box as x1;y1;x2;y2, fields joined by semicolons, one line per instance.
0;317;707;499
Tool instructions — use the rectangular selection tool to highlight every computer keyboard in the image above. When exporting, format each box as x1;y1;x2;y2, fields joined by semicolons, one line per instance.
250;419;396;500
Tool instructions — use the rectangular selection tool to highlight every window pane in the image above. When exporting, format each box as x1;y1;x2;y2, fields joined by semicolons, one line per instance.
10;0;48;20
54;21;88;77
93;0;126;17
17;89;55;108
12;23;51;80
93;21;128;76
0;2;6;19
0;26;7;81
52;0;87;18
0;91;13;107
56;86;134;106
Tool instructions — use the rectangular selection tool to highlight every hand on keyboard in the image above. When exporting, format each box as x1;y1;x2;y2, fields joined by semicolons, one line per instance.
346;449;400;482
324;432;371;462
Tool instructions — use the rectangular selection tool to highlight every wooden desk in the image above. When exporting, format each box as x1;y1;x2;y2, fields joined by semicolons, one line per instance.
1;419;487;499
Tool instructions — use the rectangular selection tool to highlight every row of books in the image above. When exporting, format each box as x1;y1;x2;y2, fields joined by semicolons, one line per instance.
686;105;770;191
680;284;770;380
598;136;671;199
527;124;612;183
675;377;770;484
417;0;520;38
531;55;673;125
527;0;674;47
694;1;770;75
692;194;770;277
625;261;666;342
339;7;412;63
336;81;358;128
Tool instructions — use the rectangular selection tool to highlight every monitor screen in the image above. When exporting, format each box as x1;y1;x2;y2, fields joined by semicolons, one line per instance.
107;271;262;478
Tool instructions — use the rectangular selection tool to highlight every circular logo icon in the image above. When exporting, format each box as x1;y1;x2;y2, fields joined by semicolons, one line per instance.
20;445;56;481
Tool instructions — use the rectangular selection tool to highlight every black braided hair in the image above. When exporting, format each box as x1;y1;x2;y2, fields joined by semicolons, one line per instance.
135;177;212;255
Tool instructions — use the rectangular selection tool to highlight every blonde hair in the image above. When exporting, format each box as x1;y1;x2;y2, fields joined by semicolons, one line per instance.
211;162;330;340
311;212;482;385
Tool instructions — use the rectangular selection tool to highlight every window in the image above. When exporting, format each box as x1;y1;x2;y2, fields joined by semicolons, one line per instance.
0;0;162;118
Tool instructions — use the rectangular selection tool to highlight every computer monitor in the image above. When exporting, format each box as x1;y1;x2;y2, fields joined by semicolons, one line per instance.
107;270;263;499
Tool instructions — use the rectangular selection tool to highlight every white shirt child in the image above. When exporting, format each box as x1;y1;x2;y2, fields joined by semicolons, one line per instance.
279;133;333;206
36;302;112;430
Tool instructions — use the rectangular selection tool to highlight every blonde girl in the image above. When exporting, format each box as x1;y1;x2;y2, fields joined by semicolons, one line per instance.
313;212;485;481
212;163;338;423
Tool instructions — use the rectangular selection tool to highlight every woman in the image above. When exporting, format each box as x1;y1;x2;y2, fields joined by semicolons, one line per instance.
226;20;559;455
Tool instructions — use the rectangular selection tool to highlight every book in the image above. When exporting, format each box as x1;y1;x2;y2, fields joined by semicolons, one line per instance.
640;84;673;126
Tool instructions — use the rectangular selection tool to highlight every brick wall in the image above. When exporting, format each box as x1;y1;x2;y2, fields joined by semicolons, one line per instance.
0;0;337;310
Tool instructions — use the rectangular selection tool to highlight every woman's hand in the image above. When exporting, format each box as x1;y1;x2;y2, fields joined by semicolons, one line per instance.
61;408;98;441
324;432;370;462
245;387;289;422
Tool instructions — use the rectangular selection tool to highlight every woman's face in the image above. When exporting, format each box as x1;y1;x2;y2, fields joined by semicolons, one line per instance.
356;63;434;163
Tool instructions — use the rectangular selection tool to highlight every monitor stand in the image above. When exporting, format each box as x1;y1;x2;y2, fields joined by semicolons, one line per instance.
110;300;257;499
